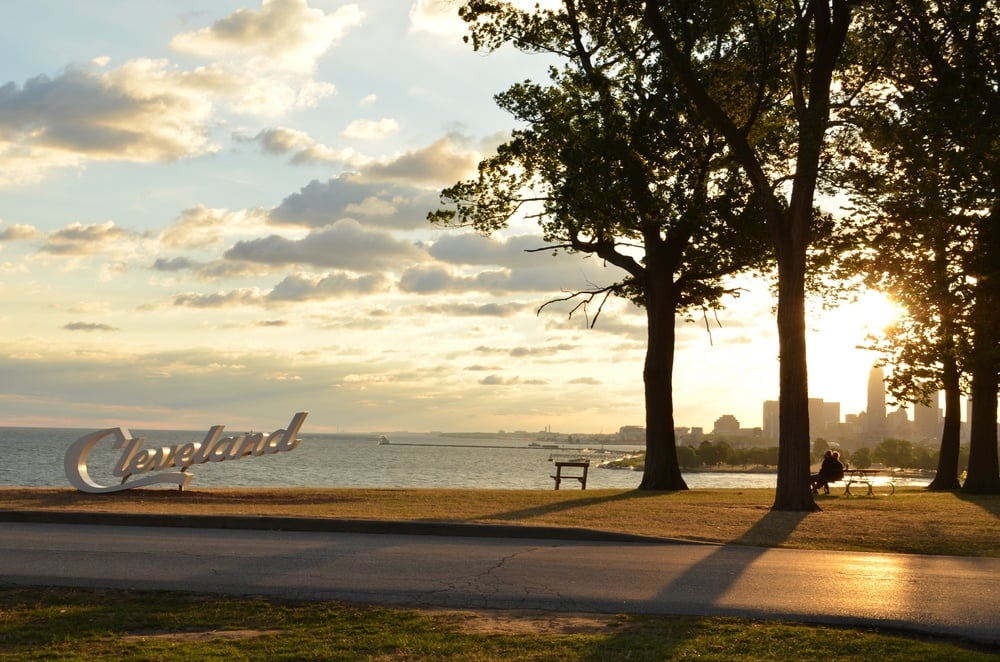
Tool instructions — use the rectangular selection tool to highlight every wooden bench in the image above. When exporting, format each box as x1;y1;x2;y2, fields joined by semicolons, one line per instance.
551;461;590;490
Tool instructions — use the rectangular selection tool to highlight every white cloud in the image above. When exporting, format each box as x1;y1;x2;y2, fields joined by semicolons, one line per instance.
408;0;564;37
0;61;216;185
269;174;438;230
0;224;39;242
39;221;139;256
408;0;465;36
236;126;369;166
160;205;272;248
170;0;363;75
341;118;400;140
360;134;480;186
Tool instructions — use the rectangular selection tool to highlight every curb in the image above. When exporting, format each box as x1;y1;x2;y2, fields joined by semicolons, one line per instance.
0;510;681;544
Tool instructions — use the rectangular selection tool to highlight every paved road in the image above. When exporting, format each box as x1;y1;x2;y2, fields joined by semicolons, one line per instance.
0;522;997;646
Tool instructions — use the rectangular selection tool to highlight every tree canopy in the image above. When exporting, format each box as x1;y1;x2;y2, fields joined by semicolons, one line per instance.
432;1;770;489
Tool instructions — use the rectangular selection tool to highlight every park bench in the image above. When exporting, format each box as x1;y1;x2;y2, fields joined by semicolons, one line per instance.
822;468;895;496
551;461;590;490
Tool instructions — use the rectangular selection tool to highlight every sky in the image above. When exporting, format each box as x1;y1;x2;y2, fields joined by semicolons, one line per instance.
0;0;900;435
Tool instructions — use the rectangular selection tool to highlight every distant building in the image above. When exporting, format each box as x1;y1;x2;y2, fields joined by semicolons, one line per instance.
762;398;841;442
886;407;909;438
618;426;645;443
713;414;741;435
912;394;941;443
863;365;887;443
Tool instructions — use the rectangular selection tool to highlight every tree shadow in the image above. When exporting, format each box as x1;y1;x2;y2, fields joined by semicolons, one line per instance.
576;509;811;661
952;490;1000;519
470;489;673;523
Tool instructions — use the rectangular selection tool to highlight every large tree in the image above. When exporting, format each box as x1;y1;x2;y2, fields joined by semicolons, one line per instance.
836;0;998;492
642;1;857;510
432;1;769;489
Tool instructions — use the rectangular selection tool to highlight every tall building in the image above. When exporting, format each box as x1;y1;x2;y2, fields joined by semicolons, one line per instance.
912;392;941;443
863;365;887;443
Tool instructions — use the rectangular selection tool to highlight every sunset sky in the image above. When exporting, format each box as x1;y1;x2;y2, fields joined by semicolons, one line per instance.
0;0;897;434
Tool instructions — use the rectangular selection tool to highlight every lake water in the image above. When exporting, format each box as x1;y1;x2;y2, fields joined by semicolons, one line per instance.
0;427;927;491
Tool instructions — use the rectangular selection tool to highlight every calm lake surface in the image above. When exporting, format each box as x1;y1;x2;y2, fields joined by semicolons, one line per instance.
0;427;928;491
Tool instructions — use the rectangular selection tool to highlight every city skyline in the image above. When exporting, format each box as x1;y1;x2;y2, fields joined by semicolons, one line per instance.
1;1;902;434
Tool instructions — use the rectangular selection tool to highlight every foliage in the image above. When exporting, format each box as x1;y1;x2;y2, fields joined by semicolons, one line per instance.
433;1;772;491
642;0;860;511
850;447;872;469
831;0;999;492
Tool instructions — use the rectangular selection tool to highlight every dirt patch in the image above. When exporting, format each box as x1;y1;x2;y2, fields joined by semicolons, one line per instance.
122;628;283;642
441;609;622;635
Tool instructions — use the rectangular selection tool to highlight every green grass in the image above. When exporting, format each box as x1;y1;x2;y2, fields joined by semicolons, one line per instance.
0;587;993;661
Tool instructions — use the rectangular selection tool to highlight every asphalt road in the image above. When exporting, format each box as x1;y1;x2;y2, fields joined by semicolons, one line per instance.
1;521;998;647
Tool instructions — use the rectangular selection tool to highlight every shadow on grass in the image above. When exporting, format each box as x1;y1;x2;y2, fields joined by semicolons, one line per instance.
952;490;1000;519
731;508;812;547
474;489;673;523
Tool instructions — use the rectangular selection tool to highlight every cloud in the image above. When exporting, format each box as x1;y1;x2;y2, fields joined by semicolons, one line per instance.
267;272;390;301
170;0;363;75
412;302;528;317
428;232;554;268
167;288;265;308
0;61;216;185
39;221;138;256
407;0;465;37
166;0;367;116
269;174;437;230
408;0;563;37
478;374;548;386
160;205;272;248
166;270;388;309
397;261;612;295
0;224;39;241
360;135;480;186
235;126;367;166
151;257;197;272
63;322;119;332
192;260;276;281
225;219;426;271
341;118;400;140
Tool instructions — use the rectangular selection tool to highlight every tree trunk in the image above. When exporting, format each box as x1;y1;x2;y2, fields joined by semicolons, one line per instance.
638;266;688;491
963;208;1000;493
771;232;818;511
928;353;962;490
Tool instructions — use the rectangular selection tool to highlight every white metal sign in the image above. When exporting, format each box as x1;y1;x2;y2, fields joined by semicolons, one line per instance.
64;412;308;493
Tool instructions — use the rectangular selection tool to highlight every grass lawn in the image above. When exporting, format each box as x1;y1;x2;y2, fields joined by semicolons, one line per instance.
0;586;995;661
1;487;997;659
1;486;997;557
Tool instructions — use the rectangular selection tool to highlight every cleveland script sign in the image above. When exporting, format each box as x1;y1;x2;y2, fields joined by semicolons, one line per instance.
64;412;308;493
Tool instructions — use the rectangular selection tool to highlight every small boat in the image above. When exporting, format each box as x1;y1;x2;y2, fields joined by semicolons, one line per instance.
377;435;390;445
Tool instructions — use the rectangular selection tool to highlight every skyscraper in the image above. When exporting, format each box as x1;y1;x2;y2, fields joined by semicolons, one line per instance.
913;392;942;443
863;365;887;443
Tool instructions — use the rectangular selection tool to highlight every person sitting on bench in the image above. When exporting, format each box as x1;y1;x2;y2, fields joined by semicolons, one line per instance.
811;450;844;495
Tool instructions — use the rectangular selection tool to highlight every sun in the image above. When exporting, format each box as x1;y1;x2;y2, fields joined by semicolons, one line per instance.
849;291;905;336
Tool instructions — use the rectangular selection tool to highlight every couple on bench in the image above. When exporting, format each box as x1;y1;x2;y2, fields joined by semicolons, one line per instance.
811;450;845;495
